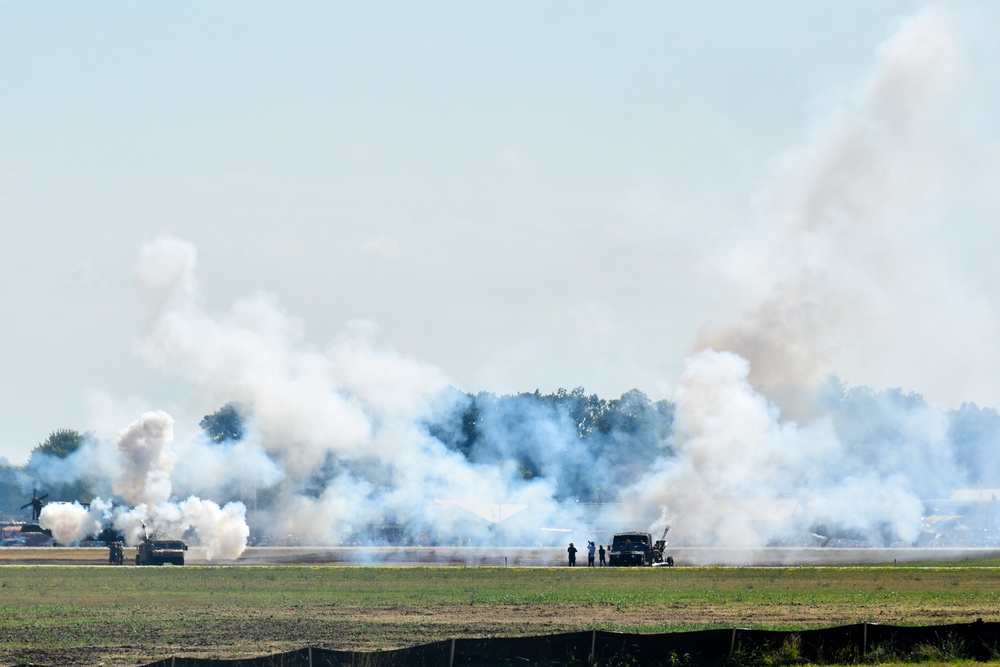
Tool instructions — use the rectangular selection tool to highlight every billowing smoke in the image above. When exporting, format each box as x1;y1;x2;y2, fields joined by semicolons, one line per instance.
39;413;249;560
697;5;988;400
114;411;176;507
102;231;997;553
39;499;109;546
131;238;585;545
26;4;1000;554
651;5;998;549
630;351;938;549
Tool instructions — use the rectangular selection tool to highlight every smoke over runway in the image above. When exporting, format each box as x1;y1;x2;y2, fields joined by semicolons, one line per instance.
33;5;1000;557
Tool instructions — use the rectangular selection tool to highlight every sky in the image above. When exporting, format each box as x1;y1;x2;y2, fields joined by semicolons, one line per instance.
3;2;1000;465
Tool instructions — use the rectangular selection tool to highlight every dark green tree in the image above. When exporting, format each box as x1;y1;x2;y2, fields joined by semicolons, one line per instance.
25;429;93;506
200;403;245;443
32;429;84;459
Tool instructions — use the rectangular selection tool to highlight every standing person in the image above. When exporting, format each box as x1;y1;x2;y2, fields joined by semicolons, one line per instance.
598;544;606;566
567;542;578;566
587;541;596;567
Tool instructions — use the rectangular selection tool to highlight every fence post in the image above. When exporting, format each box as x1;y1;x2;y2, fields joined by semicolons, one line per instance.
449;637;456;667
590;629;597;666
730;628;737;656
862;623;868;657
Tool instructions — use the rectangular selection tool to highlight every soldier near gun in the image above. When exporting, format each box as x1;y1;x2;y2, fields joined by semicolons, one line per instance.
567;542;578;566
108;542;124;565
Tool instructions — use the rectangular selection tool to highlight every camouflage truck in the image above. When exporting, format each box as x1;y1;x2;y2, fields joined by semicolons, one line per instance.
608;532;654;566
609;526;674;567
135;537;187;566
134;523;187;566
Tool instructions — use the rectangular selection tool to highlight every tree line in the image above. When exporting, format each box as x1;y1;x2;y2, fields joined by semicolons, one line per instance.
1;388;676;519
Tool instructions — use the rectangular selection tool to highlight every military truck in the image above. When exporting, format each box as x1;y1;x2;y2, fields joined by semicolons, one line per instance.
609;526;673;567
136;537;187;566
134;523;187;566
608;532;654;566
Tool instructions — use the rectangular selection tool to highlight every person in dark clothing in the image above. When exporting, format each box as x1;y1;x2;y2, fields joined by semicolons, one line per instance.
567;542;578;566
598;544;606;566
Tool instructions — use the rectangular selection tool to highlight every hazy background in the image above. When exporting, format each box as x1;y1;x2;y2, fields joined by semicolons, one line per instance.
3;1;999;464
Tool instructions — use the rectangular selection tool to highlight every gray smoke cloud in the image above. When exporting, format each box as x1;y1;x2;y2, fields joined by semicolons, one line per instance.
642;4;998;552
697;5;990;400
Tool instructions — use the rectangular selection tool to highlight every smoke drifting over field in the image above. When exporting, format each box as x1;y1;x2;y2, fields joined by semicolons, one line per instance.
30;5;1000;554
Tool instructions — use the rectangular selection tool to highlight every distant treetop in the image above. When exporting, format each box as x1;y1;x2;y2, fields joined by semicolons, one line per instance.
200;403;245;443
32;429;84;459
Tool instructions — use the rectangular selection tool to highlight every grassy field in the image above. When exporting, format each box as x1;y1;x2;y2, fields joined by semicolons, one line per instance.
2;564;1000;666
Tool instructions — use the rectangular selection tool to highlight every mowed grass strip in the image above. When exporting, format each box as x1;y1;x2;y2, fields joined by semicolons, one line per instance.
2;565;1000;666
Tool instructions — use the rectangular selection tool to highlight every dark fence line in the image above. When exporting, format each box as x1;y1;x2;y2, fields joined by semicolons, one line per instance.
139;620;1000;667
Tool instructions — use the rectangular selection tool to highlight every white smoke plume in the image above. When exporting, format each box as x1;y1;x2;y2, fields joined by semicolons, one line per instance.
630;350;932;549
130;236;583;547
113;411;176;507
39;499;109;545
698;5;993;403
174;497;249;561
39;412;250;559
635;5;999;551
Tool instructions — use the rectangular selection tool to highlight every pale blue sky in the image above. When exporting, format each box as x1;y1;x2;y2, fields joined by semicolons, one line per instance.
3;2;998;463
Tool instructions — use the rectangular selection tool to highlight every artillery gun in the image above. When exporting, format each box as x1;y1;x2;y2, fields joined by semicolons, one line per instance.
135;522;187;566
652;524;674;567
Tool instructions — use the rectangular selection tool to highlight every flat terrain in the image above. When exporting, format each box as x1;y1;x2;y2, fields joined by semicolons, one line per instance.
2;554;1000;666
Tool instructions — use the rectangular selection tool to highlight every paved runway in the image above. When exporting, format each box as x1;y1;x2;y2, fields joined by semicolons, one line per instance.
216;545;1000;567
4;545;1000;566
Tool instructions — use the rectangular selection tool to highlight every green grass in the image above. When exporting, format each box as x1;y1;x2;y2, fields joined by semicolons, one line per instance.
2;565;1000;665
